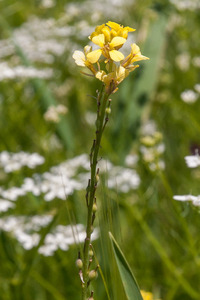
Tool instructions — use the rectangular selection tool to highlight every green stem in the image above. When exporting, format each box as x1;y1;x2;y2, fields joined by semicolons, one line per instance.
82;89;110;300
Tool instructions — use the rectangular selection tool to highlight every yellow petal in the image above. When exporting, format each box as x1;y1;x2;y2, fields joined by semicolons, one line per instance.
84;45;92;56
131;43;140;55
132;55;149;62
72;51;86;66
116;66;128;82
87;49;102;63
109;50;124;62
95;70;106;81
92;34;105;47
110;36;126;48
124;26;135;32
106;21;121;31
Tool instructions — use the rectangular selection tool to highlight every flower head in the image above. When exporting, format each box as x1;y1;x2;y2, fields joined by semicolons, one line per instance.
72;21;149;95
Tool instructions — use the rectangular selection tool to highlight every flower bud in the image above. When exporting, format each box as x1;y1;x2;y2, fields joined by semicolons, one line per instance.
89;249;94;257
92;203;98;213
95;174;99;183
88;270;98;281
105;107;111;114
76;259;83;270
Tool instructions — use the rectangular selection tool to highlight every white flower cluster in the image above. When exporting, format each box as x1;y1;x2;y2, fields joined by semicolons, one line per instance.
0;214;99;256
185;154;200;168
0;62;53;81
38;224;99;256
0;151;45;173
41;0;56;8
176;52;190;71
180;89;199;104
65;0;133;24
0;154;140;205
0;17;77;84
170;0;200;11
44;104;68;123
0;199;15;212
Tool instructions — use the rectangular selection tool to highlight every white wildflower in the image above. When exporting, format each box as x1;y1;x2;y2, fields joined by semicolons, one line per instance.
0;151;45;173
173;194;200;206
1;187;26;201
185;154;200;168
38;224;99;256
44;105;68;123
0;62;53;81
125;154;139;167
0;199;15;212
180;90;199;103
176;52;190;71
41;0;55;8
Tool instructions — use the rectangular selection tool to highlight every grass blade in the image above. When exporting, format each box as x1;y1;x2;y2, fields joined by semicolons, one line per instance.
109;232;143;300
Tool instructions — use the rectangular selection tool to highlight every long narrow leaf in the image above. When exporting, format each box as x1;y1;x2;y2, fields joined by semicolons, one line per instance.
109;232;143;300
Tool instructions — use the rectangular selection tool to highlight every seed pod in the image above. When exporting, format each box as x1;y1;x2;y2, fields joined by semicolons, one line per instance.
95;174;99;183
76;259;83;270
88;270;98;281
89;249;94;257
92;203;98;213
105;107;111;114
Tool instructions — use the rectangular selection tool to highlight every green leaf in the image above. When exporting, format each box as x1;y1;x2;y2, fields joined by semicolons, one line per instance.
109;232;143;300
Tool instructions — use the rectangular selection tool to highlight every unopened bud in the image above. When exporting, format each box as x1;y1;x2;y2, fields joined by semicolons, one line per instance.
92;203;98;213
76;259;83;270
95;174;99;183
105;107;111;114
88;270;98;281
89;249;94;257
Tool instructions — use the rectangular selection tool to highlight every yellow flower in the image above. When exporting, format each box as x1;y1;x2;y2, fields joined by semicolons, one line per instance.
96;65;129;94
89;22;135;42
106;21;135;39
72;45;97;75
87;33;126;63
121;43;149;71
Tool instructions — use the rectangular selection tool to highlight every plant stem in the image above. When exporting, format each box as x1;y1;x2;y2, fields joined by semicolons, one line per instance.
82;89;110;300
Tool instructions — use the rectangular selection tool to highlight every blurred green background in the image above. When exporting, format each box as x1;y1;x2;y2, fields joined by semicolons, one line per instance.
0;0;200;299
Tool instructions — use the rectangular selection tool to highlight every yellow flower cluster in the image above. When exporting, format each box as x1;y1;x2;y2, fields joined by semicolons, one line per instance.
73;21;149;95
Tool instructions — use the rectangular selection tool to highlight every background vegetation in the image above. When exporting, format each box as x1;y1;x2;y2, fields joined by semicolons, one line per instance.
0;0;200;299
